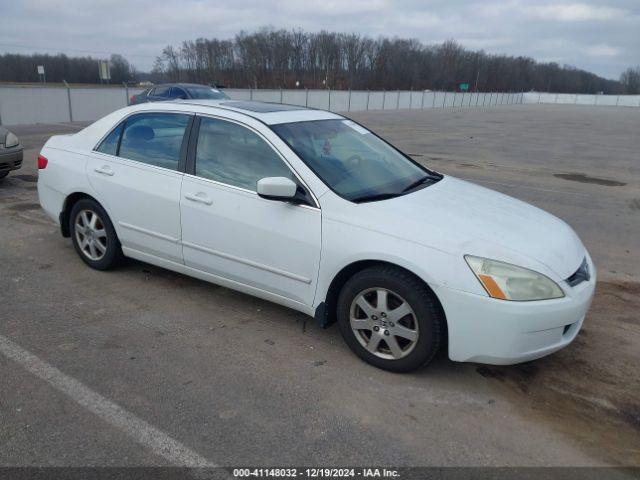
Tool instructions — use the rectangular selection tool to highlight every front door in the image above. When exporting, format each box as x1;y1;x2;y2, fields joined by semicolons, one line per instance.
180;116;321;307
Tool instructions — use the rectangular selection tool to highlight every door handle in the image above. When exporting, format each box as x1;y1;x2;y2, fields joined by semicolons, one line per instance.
94;166;114;176
184;192;213;206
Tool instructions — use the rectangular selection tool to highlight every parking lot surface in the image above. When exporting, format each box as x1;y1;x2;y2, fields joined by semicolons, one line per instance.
0;105;638;468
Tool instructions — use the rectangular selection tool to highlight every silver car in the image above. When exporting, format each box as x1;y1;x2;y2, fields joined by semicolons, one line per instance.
0;126;23;179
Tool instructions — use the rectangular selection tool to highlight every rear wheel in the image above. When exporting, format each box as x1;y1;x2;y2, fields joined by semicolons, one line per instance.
0;171;9;180
337;265;445;372
69;198;122;270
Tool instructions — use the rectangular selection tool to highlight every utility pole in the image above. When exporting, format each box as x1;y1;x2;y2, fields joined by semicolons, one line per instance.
474;70;480;92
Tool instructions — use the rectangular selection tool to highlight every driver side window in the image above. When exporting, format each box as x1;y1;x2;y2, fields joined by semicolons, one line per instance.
195;117;295;191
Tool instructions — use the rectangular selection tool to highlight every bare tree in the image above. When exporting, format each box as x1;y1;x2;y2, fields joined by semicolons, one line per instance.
620;66;640;94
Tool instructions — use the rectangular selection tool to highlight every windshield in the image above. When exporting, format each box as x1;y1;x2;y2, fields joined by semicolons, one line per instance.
185;87;229;100
271;119;440;202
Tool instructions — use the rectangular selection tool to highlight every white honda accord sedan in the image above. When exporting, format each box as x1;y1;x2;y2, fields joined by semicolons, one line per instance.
37;100;596;372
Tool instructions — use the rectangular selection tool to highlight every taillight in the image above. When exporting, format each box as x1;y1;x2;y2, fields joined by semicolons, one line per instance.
38;154;48;169
129;96;135;104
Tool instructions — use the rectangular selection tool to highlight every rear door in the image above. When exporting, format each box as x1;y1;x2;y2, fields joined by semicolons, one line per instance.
179;115;321;307
87;111;193;264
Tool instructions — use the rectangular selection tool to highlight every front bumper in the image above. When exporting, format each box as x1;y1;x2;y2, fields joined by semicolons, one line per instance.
0;147;23;173
434;256;596;365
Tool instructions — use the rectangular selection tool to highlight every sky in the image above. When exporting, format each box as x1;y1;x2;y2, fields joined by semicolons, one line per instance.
1;0;638;80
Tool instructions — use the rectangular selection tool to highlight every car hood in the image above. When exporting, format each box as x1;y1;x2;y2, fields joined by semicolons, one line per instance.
351;176;585;280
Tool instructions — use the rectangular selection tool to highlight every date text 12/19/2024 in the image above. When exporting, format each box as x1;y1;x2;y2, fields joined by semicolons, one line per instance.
233;468;400;478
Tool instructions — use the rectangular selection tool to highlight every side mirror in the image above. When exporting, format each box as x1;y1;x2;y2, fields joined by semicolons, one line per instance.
257;177;297;201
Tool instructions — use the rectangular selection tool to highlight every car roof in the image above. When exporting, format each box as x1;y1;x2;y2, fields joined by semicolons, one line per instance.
174;99;343;125
68;100;343;158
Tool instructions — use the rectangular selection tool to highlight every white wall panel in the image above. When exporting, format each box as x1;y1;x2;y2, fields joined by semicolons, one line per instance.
306;90;330;110
398;91;411;109
70;88;127;122
329;90;350;112
0;86;70;125
367;91;385;110
349;91;369;111
225;88;251;100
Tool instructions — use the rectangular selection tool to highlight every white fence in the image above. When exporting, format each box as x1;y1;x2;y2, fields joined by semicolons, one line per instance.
0;84;638;126
523;91;640;107
0;85;145;125
224;88;523;111
0;85;523;126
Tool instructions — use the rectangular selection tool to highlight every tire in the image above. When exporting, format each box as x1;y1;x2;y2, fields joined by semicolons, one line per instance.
69;198;123;270
0;171;9;180
337;265;445;372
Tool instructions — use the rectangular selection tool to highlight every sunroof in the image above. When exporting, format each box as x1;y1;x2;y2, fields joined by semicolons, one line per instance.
221;101;307;113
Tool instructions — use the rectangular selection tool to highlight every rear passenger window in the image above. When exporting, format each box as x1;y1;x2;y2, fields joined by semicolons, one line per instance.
118;113;190;170
154;86;170;98
96;123;123;155
170;87;187;99
195;117;295;191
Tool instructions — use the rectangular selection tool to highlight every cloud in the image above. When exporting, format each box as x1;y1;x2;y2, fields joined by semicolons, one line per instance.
585;44;620;57
277;0;389;15
524;3;625;22
457;37;514;50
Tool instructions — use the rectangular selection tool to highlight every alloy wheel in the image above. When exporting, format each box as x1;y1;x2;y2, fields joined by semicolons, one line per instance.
74;209;108;261
349;287;419;360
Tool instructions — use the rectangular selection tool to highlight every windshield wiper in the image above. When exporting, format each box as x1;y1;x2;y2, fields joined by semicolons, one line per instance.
401;175;436;193
351;192;403;203
353;175;439;203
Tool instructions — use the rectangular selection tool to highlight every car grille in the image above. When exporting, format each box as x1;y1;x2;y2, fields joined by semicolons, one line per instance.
0;158;22;172
566;257;590;287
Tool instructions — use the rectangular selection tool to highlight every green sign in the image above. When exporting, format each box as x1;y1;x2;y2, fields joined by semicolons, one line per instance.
459;83;469;91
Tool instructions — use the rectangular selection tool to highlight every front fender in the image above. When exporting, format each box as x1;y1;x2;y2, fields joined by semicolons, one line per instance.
314;216;487;311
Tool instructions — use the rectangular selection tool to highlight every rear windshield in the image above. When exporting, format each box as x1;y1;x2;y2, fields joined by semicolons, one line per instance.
185;87;229;100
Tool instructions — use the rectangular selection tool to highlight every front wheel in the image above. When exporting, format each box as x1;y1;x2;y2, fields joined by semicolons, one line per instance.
69;198;123;270
337;266;445;372
0;171;9;180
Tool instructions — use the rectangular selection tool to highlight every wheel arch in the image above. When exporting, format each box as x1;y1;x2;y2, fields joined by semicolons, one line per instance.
315;259;447;338
59;192;104;237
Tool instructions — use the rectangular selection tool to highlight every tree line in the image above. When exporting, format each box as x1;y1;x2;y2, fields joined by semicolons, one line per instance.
1;27;639;94
152;28;633;94
0;53;135;85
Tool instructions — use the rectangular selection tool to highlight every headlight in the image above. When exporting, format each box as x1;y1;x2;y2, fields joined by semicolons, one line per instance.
5;132;19;148
465;255;564;301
